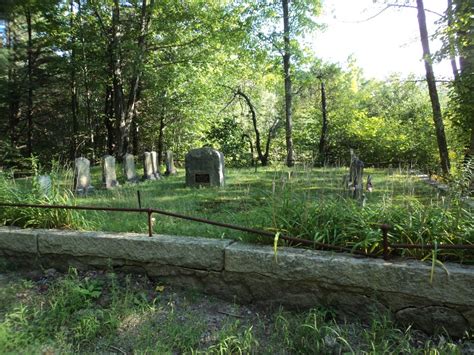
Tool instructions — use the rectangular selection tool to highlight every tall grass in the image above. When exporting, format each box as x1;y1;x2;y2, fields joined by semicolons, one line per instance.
0;158;90;230
268;168;473;263
0;162;472;262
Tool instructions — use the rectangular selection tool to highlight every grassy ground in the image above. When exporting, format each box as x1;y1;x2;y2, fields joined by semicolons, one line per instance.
1;164;473;262
0;266;471;354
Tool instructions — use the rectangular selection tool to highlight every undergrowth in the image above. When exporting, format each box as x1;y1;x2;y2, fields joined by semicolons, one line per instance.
0;269;469;353
270;190;473;262
0;158;89;230
0;162;472;263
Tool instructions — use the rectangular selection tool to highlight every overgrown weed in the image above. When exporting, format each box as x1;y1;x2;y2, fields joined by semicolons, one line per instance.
0;269;469;353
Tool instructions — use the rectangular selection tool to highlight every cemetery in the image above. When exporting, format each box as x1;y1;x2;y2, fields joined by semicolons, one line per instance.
0;0;473;352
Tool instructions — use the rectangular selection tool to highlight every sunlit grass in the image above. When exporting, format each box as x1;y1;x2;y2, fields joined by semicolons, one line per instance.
1;163;472;262
0;268;469;353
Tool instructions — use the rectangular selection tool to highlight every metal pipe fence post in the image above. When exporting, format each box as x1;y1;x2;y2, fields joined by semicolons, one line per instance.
147;208;153;237
381;224;390;260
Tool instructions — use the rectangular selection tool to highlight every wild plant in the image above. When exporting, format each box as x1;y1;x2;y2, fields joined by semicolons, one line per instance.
0;156;89;230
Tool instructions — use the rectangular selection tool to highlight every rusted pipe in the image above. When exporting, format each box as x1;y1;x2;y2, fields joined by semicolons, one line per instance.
390;243;474;250
380;224;390;260
0;202;378;257
147;208;153;237
2;203;472;257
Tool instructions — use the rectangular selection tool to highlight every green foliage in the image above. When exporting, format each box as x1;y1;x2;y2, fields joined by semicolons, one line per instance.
207;321;258;354
0;269;469;353
270;182;473;262
206;116;252;167
0;158;89;230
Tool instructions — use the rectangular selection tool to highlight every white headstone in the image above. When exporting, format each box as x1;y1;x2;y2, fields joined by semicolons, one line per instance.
37;175;52;196
165;150;177;176
124;153;139;183
102;155;119;189
143;152;156;180
150;151;161;179
74;157;94;194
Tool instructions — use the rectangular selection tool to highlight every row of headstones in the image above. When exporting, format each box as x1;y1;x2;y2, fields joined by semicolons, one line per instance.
75;151;177;194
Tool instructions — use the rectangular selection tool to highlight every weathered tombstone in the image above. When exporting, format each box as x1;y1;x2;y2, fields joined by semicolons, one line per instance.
74;157;94;194
124;153;139;183
143;152;155;180
366;175;373;192
165;150;177;176
185;147;225;187
348;149;364;200
37;175;52;196
102;155;119;189
150;151;161;179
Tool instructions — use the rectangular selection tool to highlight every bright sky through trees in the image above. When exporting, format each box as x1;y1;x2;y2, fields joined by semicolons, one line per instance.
312;0;452;80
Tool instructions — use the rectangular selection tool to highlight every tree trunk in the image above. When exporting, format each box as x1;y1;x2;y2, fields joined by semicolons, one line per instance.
7;21;20;148
69;0;79;160
104;85;115;155
447;0;460;81
242;133;255;166
234;89;274;166
26;7;33;157
117;0;154;157
78;0;95;158
416;0;450;175
132;119;139;156
318;79;328;165
111;0;124;157
282;0;294;167
157;110;165;166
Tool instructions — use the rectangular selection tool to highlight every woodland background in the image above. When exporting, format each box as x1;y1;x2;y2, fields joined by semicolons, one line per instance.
0;0;472;175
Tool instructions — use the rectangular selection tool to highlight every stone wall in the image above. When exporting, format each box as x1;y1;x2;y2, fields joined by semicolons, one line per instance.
0;226;472;337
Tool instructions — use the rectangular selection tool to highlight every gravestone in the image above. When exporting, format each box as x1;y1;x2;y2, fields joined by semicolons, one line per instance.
185;147;224;187
102;155;119;189
165;150;177;176
366;175;373;192
349;149;364;200
124;153;139;183
74;157;94;194
143;152;155;180
151;151;161;179
37;175;52;196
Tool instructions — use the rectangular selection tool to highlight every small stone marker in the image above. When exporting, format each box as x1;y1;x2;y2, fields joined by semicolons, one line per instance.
74;157;94;194
143;152;155;180
165;150;177;175
349;149;364;200
185;147;224;187
102;155;119;189
151;151;161;179
124;153;139;183
37;175;52;196
366;175;373;192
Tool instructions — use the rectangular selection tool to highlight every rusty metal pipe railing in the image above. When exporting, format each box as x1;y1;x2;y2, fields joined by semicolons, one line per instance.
1;203;472;259
0;202;378;257
390;243;474;250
